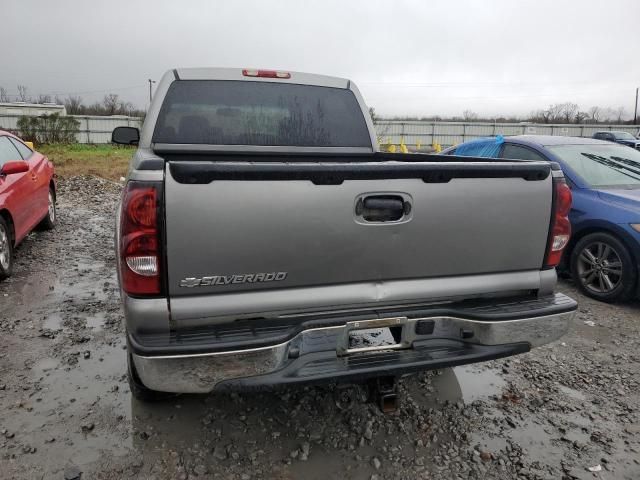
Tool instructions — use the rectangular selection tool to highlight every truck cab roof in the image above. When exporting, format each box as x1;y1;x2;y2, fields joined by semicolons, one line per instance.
174;67;351;89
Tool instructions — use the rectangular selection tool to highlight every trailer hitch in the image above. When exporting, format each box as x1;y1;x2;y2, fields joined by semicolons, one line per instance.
369;376;399;413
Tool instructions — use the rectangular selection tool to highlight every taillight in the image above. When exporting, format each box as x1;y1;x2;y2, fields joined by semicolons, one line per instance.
242;69;291;79
544;179;572;268
120;181;163;296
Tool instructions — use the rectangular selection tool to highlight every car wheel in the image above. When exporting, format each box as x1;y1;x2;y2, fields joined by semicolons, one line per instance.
38;188;56;230
0;217;13;280
570;232;637;302
127;352;176;402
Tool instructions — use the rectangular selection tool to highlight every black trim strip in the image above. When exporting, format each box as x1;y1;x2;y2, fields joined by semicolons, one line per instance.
138;159;165;170
542;177;559;269
167;156;550;185
161;150;546;163
215;341;530;390
172;69;180;80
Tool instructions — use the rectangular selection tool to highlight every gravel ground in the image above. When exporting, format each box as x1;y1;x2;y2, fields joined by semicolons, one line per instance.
0;176;638;480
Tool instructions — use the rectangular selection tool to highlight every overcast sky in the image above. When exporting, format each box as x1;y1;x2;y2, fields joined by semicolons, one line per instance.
2;0;639;118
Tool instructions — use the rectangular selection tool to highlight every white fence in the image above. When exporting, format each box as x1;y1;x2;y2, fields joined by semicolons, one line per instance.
0;113;143;144
1;112;638;146
70;115;143;143
375;121;640;147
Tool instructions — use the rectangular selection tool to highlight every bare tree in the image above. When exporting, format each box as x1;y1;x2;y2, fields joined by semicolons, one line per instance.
614;106;626;124
575;111;589;124
587;106;601;123
368;107;377;122
87;101;103;115
102;94;120;115
64;96;84;115
559;103;579;123
36;94;52;104
463;110;479;121
599;108;614;123
17;85;29;102
543;105;561;123
529;109;549;123
0;87;8;102
544;104;564;123
117;100;134;116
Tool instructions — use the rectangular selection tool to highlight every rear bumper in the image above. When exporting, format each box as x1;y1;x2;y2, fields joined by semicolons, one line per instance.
130;293;576;393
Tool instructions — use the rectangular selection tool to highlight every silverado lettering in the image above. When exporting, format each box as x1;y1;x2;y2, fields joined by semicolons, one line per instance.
179;272;287;288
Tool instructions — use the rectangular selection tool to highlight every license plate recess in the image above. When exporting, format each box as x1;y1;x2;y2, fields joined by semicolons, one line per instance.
337;317;410;356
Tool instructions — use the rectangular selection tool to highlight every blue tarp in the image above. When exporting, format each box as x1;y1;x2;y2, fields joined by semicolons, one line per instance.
454;135;504;157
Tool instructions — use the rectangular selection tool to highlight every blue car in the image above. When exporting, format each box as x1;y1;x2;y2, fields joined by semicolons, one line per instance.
592;131;640;150
444;135;640;302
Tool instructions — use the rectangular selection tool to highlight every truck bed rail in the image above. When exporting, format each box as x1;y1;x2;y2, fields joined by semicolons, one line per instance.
168;157;552;185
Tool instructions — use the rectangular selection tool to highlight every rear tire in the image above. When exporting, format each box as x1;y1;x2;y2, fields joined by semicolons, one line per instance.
570;232;636;302
127;352;176;402
0;217;13;280
38;188;56;230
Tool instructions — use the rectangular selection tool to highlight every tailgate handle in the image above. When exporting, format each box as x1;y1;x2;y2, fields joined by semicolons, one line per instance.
356;195;410;222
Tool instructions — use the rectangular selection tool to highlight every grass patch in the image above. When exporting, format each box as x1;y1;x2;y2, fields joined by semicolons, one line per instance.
40;144;133;181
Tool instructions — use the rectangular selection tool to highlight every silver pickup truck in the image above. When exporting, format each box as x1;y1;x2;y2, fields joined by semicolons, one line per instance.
112;67;577;403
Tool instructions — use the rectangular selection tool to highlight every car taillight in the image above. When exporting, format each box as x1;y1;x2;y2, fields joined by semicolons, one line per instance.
242;69;291;79
544;178;572;268
120;181;163;296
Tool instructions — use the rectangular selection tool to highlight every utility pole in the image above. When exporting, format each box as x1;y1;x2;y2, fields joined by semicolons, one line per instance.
148;79;156;103
635;87;639;125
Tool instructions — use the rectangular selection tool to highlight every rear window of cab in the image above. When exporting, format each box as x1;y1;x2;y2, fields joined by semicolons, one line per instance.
153;80;371;148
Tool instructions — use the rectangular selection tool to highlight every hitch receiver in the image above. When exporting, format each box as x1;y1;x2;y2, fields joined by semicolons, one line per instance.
369;376;399;413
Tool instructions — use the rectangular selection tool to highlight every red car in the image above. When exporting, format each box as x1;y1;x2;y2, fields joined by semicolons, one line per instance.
0;130;56;280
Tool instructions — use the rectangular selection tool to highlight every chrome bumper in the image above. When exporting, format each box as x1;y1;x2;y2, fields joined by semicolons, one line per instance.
132;310;575;394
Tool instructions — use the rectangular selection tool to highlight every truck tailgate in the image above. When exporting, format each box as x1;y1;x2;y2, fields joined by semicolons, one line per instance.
164;158;553;313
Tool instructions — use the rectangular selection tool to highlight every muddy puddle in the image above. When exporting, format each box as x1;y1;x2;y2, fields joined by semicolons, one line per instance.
405;365;506;407
4;342;130;468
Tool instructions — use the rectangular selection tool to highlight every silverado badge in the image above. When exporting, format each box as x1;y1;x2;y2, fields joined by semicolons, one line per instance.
179;272;288;288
